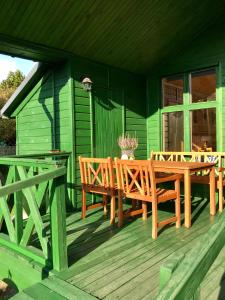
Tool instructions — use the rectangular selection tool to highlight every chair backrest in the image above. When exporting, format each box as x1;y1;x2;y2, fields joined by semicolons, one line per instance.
115;158;156;198
151;151;225;176
79;156;115;189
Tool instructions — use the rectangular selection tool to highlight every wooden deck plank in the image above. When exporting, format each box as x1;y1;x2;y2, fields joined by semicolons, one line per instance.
85;225;211;298
73;221;208;288
21;282;66;300
14;198;224;300
58;200;215;299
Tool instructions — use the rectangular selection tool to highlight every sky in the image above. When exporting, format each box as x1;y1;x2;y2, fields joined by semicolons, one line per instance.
0;54;36;82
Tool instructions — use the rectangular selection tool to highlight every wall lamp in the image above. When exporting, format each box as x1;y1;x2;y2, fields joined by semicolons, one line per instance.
81;77;93;92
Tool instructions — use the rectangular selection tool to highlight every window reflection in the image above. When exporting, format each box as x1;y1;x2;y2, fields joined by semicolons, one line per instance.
191;69;216;103
191;108;216;151
163;112;184;151
162;75;183;106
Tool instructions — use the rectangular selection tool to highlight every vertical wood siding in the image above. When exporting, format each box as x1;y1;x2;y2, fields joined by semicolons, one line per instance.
17;64;71;154
16;57;147;209
72;57;147;208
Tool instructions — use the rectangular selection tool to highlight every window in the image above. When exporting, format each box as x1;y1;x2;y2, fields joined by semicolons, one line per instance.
162;75;183;106
191;108;216;151
191;68;216;103
161;67;217;151
163;112;184;151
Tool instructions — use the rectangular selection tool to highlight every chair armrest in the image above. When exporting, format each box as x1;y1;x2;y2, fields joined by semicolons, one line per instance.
155;174;182;184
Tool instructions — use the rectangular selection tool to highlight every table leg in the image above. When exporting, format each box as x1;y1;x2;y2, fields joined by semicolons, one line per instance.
184;169;191;228
209;166;216;216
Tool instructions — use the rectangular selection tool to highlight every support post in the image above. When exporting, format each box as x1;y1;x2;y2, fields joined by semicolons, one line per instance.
50;174;68;271
14;166;23;244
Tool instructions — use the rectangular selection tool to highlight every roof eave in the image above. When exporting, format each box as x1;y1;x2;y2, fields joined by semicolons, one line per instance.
0;62;50;117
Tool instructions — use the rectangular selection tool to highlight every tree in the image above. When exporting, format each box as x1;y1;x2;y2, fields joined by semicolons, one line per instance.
0;70;25;145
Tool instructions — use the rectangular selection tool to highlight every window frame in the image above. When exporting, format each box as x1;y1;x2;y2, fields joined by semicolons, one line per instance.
160;66;219;151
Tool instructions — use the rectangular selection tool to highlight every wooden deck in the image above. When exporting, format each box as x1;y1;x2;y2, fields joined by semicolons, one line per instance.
13;198;225;299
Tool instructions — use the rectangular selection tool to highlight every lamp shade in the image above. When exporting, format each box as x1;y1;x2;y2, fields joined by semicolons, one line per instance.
81;77;92;91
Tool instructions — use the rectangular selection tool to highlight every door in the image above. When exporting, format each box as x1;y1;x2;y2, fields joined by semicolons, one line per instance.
93;87;123;158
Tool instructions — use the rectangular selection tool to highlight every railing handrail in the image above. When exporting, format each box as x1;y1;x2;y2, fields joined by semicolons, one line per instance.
155;211;225;299
0;166;66;198
8;151;71;159
0;157;65;167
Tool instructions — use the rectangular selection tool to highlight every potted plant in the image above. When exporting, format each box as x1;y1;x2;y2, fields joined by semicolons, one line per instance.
117;133;138;159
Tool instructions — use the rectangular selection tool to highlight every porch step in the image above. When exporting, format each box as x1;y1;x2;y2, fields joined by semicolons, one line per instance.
12;276;97;300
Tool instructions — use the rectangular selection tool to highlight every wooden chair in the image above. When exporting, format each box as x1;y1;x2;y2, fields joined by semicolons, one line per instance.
79;156;116;224
115;158;181;239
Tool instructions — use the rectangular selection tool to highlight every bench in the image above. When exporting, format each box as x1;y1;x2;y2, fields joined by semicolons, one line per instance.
150;151;225;212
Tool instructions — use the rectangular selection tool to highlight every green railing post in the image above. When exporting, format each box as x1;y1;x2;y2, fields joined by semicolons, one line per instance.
50;173;68;271
14;166;23;244
155;211;225;300
159;253;185;291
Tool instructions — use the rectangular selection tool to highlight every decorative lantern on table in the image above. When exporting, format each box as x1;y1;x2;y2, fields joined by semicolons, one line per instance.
117;133;138;160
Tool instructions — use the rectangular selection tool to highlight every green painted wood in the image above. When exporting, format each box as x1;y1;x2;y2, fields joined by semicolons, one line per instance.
0;157;60;168
0;2;224;74
0;234;47;266
0;243;46;291
11;291;34;299
17;166;49;257
68;62;76;208
147;21;225;154
41;276;97;299
21;282;65;300
50;175;68;271
20;181;48;247
159;253;185;291
13;275;98;299
56;201;213;299
0;195;16;242
155;211;225;300
0;166;66;198
14;166;23;244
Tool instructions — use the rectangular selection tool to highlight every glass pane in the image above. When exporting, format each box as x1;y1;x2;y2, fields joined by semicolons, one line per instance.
191;108;216;151
163;112;184;151
162;75;183;106
191;68;216;103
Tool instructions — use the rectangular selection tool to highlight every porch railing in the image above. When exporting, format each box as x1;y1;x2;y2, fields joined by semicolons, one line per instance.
0;157;68;272
155;211;225;299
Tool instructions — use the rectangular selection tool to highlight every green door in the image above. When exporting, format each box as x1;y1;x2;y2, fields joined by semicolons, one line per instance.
93;88;123;158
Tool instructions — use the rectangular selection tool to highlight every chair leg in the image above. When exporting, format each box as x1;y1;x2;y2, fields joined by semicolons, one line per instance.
81;189;87;219
110;195;115;225
218;173;223;212
103;194;107;215
142;201;148;220
132;200;137;210
118;191;124;228
152;200;158;239
175;179;181;228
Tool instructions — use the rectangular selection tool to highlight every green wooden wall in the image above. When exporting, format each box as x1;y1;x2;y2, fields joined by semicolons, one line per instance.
16;63;72;154
147;21;225;152
72;57;147;208
15;57;147;209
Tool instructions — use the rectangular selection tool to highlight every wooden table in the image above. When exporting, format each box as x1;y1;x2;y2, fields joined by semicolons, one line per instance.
153;160;216;228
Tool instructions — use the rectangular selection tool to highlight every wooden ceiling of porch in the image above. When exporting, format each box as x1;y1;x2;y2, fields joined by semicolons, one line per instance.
0;0;224;74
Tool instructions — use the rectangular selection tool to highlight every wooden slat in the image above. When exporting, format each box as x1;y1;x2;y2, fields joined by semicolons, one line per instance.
17;166;49;257
50;175;68;271
20;181;48;246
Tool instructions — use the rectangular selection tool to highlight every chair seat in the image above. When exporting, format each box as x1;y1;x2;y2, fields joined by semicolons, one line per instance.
125;188;177;203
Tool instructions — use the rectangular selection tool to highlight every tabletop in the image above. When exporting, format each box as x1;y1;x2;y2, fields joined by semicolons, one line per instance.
153;160;215;171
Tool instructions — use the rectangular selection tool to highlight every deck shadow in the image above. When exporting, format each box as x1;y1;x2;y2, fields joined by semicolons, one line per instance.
67;212;134;266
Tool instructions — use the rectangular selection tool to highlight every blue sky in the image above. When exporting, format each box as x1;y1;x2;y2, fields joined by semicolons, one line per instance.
0;54;35;82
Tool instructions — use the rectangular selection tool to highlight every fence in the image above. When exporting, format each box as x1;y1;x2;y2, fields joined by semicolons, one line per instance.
0;157;68;272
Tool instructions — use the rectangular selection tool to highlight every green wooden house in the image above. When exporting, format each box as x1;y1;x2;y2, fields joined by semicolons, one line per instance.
0;1;225;299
